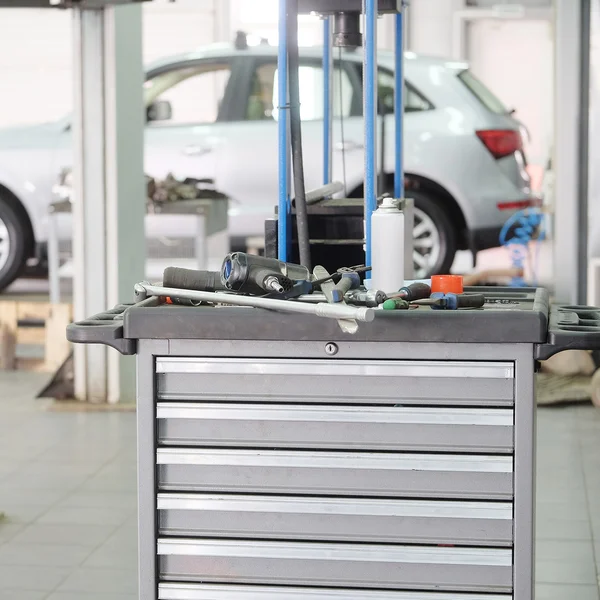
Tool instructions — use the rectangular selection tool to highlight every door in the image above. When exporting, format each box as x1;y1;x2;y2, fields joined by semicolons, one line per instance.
144;59;237;239
216;57;363;240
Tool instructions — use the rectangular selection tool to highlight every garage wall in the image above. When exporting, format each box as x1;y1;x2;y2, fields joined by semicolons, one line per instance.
0;1;221;128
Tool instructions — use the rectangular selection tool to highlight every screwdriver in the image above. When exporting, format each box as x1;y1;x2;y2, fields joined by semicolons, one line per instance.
387;282;432;302
382;298;410;310
413;292;485;310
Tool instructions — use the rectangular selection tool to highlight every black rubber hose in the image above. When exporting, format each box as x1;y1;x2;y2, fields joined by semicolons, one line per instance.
286;0;311;270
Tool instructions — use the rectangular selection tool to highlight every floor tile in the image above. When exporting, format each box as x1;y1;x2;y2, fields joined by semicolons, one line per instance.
0;592;47;600
536;517;593;541
535;557;597;584
57;491;137;510
0;523;24;544
38;506;134;527
0;488;66;507
11;523;117;548
536;540;596;562
536;500;590;522
56;567;137;595
534;583;600;600
83;525;137;569
0;543;92;568
0;565;70;592
0;504;52;524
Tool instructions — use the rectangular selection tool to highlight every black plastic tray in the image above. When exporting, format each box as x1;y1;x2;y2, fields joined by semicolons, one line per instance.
66;287;600;360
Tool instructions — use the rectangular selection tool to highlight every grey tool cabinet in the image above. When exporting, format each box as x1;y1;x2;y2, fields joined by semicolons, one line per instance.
68;287;600;600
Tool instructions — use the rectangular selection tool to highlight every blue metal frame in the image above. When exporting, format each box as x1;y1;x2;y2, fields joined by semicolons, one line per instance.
277;0;290;261
364;0;378;269
323;17;332;185
394;9;404;200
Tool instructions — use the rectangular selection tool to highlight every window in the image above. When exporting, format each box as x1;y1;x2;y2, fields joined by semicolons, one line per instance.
458;69;508;115
247;62;356;122
144;63;232;125
377;69;433;113
354;66;433;114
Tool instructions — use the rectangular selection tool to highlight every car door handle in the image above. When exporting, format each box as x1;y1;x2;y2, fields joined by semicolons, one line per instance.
183;145;212;157
335;141;364;152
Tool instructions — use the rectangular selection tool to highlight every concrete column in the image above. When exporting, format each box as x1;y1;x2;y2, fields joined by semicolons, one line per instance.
72;4;145;404
553;0;588;303
589;0;600;262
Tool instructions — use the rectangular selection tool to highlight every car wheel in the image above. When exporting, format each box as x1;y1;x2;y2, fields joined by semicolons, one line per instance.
0;196;31;292
409;190;457;278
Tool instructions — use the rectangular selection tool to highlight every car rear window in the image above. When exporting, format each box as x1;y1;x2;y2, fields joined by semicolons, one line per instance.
458;69;508;115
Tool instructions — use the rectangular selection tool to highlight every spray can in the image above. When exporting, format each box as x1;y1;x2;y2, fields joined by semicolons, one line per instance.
370;197;405;293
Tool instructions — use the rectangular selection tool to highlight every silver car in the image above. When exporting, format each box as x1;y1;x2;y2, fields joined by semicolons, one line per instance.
0;41;537;290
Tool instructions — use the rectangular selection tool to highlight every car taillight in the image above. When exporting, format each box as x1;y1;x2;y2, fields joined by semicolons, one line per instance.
497;199;541;211
476;129;523;159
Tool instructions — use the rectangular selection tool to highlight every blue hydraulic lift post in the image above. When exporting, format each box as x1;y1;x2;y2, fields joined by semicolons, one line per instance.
323;17;332;185
394;8;404;200
278;0;290;261
364;0;378;269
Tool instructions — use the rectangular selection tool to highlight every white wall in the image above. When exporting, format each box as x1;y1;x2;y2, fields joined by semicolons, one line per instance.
0;9;73;127
407;0;465;57
0;0;221;128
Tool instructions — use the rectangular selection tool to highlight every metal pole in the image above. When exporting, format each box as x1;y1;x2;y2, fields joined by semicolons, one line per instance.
138;284;375;323
323;16;333;185
394;8;405;200
363;0;378;269
278;0;289;261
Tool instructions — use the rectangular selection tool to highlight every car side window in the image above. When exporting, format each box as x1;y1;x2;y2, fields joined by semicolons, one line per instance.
144;63;232;126
357;66;433;114
246;61;356;122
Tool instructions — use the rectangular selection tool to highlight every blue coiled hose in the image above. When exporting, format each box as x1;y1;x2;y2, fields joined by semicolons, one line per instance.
499;208;546;287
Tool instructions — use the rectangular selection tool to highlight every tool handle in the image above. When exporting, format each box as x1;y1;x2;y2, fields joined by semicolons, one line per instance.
314;303;375;323
398;282;431;302
431;292;485;310
332;273;360;301
163;267;226;292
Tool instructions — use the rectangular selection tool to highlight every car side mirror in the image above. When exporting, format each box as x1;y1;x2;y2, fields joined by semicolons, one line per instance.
147;100;172;123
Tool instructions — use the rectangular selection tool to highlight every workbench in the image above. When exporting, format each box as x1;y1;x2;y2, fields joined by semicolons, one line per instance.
68;287;600;600
47;197;228;304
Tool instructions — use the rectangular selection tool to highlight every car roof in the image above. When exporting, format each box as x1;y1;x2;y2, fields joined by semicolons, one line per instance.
146;42;467;74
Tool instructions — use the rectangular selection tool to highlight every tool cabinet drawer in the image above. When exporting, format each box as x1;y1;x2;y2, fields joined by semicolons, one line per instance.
157;404;514;453
158;584;513;600
157;494;513;546
157;449;513;500
157;539;513;593
156;358;515;406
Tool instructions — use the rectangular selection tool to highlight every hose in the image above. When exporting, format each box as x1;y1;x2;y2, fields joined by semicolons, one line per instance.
499;208;546;287
286;0;311;269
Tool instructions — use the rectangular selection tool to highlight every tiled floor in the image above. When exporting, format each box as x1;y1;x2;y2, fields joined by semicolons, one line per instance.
0;371;599;599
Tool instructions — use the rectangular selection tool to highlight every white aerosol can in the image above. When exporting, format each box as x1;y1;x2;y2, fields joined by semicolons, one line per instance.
370;197;405;294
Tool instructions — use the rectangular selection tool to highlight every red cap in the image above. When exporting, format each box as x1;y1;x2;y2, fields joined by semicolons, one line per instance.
431;275;464;294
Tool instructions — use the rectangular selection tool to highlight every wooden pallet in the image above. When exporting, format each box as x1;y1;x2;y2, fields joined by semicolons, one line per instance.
0;301;73;372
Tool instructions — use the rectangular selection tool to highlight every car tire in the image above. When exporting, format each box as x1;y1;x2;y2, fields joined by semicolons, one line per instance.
0;194;31;292
407;189;457;278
